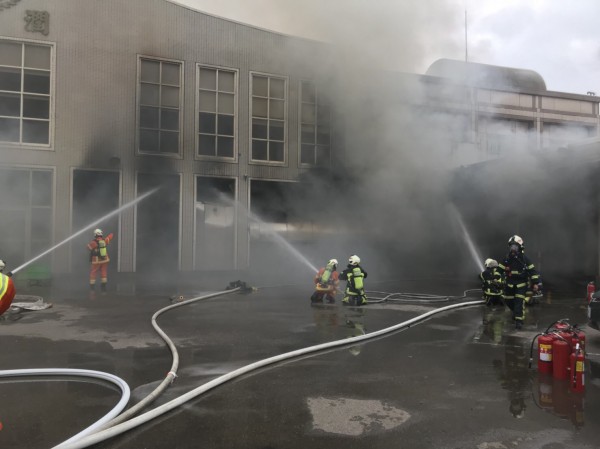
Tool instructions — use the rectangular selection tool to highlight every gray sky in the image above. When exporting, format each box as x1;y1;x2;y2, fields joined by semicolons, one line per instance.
172;0;600;96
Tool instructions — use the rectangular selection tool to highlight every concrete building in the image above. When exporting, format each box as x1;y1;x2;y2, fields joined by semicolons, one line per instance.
1;0;599;282
0;0;337;282
424;58;600;167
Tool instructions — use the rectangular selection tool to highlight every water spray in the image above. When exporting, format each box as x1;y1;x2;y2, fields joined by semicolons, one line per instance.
447;203;484;272
199;191;318;273
10;188;158;275
248;220;319;273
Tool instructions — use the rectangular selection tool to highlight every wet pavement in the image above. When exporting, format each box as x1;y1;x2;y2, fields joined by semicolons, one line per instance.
1;278;599;449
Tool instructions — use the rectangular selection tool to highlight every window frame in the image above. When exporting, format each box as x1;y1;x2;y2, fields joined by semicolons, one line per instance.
135;55;184;158
195;64;239;162
298;79;332;168
249;71;288;166
0;37;55;149
0;164;55;266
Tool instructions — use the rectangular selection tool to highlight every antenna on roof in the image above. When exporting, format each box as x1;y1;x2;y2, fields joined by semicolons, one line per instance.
465;10;468;63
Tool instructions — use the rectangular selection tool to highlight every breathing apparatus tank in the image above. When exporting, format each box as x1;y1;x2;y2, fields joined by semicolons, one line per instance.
98;239;107;258
352;267;364;290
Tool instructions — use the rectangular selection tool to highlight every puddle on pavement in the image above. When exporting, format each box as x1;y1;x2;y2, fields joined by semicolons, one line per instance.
306;396;410;436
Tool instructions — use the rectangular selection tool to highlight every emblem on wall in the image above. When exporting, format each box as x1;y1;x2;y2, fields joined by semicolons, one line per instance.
25;9;49;35
0;0;21;11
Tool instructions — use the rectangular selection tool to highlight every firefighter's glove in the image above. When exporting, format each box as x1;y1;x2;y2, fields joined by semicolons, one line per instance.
6;271;12;277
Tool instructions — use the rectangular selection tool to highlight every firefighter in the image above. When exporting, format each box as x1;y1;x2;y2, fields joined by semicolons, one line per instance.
311;259;340;304
0;259;16;317
87;229;114;292
480;258;504;306
498;235;542;330
340;255;368;306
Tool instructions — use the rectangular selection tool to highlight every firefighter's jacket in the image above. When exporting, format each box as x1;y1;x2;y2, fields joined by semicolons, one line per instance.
479;267;504;296
498;252;541;288
340;264;367;295
87;233;114;265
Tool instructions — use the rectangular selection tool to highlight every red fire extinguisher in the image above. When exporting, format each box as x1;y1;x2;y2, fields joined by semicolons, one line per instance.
552;337;571;380
571;329;586;352
570;343;585;393
537;334;554;374
586;281;595;304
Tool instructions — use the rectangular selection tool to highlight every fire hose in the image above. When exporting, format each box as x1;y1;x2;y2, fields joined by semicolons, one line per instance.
0;288;241;448
53;296;484;449
367;288;481;303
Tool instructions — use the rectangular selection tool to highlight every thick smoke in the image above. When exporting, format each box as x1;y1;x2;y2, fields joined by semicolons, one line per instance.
222;0;599;283
3;1;596;289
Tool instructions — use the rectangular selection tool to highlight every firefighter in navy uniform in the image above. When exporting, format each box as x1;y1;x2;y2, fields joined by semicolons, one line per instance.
480;258;504;306
311;259;340;304
498;235;542;330
340;255;368;306
87;228;114;292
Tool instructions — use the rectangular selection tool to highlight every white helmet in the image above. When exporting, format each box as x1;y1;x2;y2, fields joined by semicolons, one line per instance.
0;259;4;272
328;259;338;267
508;235;524;247
349;255;360;266
484;258;498;268
94;228;103;237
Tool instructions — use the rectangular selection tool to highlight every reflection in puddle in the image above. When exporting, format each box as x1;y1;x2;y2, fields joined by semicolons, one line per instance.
533;374;585;428
493;335;587;428
493;335;533;419
311;305;368;355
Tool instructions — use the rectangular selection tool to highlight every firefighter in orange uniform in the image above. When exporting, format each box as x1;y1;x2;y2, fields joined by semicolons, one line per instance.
311;259;340;304
0;259;16;317
87;229;114;292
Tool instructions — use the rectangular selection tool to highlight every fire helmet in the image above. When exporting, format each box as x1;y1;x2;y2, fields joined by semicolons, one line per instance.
484;258;498;268
94;228;103;237
508;235;524;247
0;259;4;272
328;259;338;268
348;255;360;266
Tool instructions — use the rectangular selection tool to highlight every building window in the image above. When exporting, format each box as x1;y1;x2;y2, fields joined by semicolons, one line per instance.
250;73;286;163
0;167;53;268
197;66;237;159
300;80;331;166
541;122;595;150
0;40;52;146
138;57;182;155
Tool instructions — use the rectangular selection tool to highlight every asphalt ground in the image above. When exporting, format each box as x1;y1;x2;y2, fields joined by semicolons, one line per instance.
0;278;599;449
